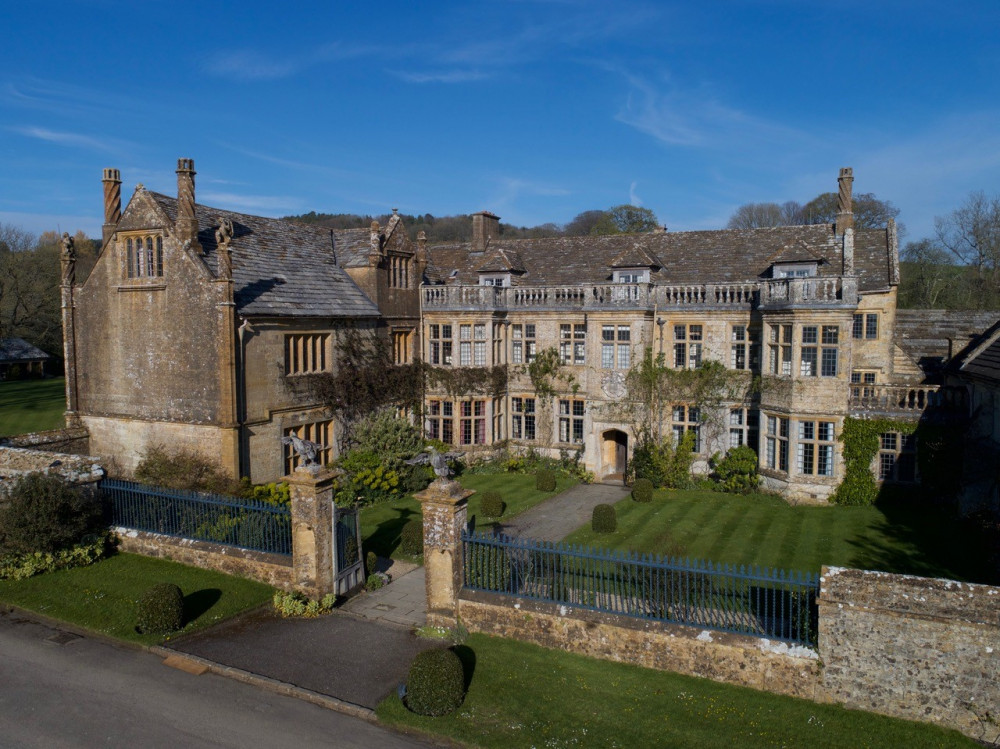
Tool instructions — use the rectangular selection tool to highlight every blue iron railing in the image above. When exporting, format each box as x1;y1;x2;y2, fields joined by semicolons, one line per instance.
462;531;819;646
102;479;292;556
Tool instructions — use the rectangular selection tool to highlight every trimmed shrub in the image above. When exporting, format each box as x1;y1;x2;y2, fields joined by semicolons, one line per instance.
535;469;557;492
631;478;654;503
480;491;505;519
366;550;378;576
136;583;184;634
0;473;104;556
592;504;617;533
400;520;423;556
710;445;760;494
135;446;240;495
405;648;466;716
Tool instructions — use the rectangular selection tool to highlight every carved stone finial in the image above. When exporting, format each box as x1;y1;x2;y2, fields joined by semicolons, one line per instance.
60;232;76;286
215;217;234;280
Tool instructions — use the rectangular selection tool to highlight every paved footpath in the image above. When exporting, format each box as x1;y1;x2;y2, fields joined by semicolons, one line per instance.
494;481;630;541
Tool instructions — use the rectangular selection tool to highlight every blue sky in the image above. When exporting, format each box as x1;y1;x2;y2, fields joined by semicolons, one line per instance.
2;0;998;243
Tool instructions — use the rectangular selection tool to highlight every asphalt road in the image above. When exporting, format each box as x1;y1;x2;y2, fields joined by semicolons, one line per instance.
0;609;436;749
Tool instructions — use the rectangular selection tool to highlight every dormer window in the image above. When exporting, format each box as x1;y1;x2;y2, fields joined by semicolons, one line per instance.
479;274;510;287
773;263;817;279
123;234;164;278
614;269;649;284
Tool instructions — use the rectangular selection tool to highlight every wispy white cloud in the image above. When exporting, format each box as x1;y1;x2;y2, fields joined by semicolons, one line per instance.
200;192;303;214
388;69;489;84
204;41;382;82
629;181;642;206
10;126;124;153
611;67;811;151
212;141;360;180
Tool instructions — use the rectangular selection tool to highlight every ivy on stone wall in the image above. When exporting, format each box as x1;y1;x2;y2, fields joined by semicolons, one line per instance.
832;417;916;506
525;347;577;398
425;364;507;399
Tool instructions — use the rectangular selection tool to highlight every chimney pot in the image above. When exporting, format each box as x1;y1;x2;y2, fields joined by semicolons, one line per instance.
836;167;854;234
101;168;122;249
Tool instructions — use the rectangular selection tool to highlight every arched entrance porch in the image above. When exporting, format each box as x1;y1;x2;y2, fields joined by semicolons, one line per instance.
601;429;628;481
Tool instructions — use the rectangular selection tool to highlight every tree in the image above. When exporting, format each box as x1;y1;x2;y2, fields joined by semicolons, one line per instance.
801;191;901;230
590;205;660;235
726;202;786;230
898;239;961;309
934;190;1000;295
564;210;608;236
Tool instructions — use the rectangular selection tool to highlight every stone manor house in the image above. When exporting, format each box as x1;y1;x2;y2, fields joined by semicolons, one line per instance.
62;160;991;502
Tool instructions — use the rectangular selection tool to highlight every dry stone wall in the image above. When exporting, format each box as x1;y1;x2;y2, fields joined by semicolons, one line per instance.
818;567;1000;741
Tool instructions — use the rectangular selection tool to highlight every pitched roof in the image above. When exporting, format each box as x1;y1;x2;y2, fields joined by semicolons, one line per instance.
146;192;379;318
477;247;526;274
956;318;1000;384
0;338;51;362
426;224;893;292
894;310;1000;382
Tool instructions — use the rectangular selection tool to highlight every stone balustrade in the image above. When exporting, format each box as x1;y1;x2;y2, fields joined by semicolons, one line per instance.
849;384;967;416
423;282;759;312
760;276;858;308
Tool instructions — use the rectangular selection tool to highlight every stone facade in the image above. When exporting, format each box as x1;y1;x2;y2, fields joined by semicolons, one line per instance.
415;478;472;627
818;567;1000;741
66;159;420;483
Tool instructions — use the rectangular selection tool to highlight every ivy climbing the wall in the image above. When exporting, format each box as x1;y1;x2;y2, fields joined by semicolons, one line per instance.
832;417;916;506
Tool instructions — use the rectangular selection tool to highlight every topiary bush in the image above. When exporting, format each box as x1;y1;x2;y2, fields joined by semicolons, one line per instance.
0;472;104;556
366;550;378;576
405;647;466;716
400;520;423;556
592;504;617;533
709;445;760;494
535;469;557;492
480;491;505;519
631;478;654;503
136;582;184;634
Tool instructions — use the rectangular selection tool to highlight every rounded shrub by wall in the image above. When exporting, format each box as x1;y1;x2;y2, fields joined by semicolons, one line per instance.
535;469;557;492
481;491;505;519
136;582;184;635
405;647;466;716
631;478;654;503
400;520;424;556
592;504;617;533
0;472;104;556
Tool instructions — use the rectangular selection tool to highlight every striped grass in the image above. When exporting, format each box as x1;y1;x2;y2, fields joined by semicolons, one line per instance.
565;488;995;582
0;378;66;437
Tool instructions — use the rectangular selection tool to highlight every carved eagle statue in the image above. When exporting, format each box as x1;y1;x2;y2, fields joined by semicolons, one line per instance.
404;446;464;478
282;435;322;467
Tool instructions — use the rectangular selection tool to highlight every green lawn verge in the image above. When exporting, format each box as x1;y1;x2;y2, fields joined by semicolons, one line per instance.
360;472;576;561
377;633;975;749
0;377;66;436
0;552;274;645
564;488;996;582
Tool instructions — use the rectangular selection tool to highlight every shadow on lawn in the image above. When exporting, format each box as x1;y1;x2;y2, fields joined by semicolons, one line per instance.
846;496;997;584
184;588;222;624
365;507;420;559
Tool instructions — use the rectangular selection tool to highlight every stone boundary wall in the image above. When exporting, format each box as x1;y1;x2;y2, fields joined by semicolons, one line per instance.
818;567;1000;742
0;445;104;494
115;527;294;590
457;590;823;700
2;427;90;455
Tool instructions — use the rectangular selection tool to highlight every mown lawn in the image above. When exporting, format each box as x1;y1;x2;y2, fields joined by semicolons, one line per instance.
565;488;996;583
377;633;976;749
360;472;576;561
0;552;274;645
0;377;65;436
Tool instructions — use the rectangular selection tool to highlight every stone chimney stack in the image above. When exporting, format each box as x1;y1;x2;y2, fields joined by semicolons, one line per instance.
101;168;121;248
471;211;500;253
842;227;855;275
176;158;201;251
836;167;854;235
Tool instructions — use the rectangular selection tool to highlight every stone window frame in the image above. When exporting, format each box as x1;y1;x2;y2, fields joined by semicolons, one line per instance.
614;268;649;284
458;399;487;446
558;398;585;445
388;254;410;289
796;420;835;477
851;369;878;399
284;333;331;376
852;313;879;340
427;323;453;366
673;323;704;369
820;325;840;377
765;414;789;473
511;395;537;441
768;324;793;376
121;232;164;280
670;404;702;453
600;324;631;370
729;407;759;450
425;399;454;444
878;431;918;483
559;323;587;366
511;323;536;365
